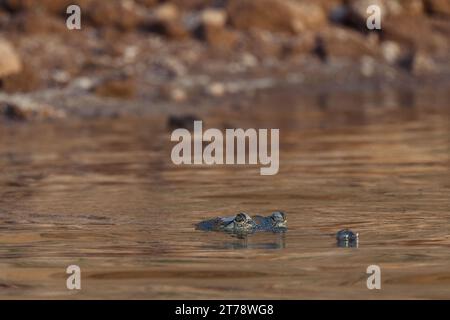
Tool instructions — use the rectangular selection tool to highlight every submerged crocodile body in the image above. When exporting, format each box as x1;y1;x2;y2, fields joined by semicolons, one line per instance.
196;212;287;234
253;211;287;232
195;212;256;233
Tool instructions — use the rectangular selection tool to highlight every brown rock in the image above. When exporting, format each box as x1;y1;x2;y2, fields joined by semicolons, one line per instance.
194;8;237;48
11;10;67;34
282;32;317;58
0;38;22;78
412;51;437;75
382;16;449;54
319;27;380;60
147;20;190;40
144;3;190;39
196;25;238;49
1;0;92;15
171;0;210;11
424;0;450;16
154;3;180;22
227;0;326;34
94;76;137;99
195;10;238;50
135;0;160;9
240;30;284;59
87;0;143;31
201;8;227;28
1;64;41;93
0;0;34;12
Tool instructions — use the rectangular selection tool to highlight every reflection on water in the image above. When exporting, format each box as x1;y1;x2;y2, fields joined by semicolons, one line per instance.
337;239;359;248
0;89;449;299
201;232;286;250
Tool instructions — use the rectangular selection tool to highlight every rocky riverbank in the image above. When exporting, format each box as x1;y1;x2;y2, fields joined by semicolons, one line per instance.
0;0;449;120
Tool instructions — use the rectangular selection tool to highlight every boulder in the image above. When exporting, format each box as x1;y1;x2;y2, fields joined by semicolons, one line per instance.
0;39;22;79
1;64;41;93
424;0;450;16
145;3;190;40
318;27;380;60
227;0;326;34
194;9;237;49
1;0;92;15
87;0;143;31
94;76;137;99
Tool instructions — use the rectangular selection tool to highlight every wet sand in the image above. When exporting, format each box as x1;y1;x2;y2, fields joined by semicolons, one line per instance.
0;90;449;299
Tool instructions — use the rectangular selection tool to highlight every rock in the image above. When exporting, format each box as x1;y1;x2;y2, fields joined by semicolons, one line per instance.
153;57;186;78
169;87;187;102
360;55;376;77
94;76;137;99
0;39;22;78
201;9;227;28
240;52;258;68
382;16;448;54
240;30;284;59
134;0;159;9
207;82;226;97
70;77;96;91
227;0;326;34
1;0;37;12
195;24;238;49
154;3;180;22
391;0;424;16
168;114;202;131
381;40;402;64
193;8;237;48
318;27;380;60
51;70;71;84
281;33;317;58
161;85;188;102
10;10;67;34
1;0;93;15
412;51;437;75
87;0;143;31
150;20;191;40
145;3;190;40
171;0;210;11
424;0;450;16
1;64;41;93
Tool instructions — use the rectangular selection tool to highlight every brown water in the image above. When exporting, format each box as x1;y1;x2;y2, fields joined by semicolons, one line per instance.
0;91;449;299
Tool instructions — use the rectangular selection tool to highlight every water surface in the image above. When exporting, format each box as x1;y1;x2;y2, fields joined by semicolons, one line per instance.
0;90;449;299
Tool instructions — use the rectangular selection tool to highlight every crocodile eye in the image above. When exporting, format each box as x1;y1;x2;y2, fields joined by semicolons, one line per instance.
235;213;245;222
272;211;285;222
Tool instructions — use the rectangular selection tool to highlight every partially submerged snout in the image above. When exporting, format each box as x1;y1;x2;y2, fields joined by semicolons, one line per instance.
270;211;287;228
336;229;359;248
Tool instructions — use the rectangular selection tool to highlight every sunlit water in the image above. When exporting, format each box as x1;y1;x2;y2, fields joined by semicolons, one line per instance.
0;89;449;299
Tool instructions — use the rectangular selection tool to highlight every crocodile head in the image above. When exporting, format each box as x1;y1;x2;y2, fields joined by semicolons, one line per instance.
270;211;287;228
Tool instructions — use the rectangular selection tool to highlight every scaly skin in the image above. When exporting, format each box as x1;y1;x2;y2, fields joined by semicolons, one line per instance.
196;213;255;233
336;229;359;248
254;211;287;232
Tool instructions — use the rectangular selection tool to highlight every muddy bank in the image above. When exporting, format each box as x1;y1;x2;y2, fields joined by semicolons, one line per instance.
0;0;449;120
